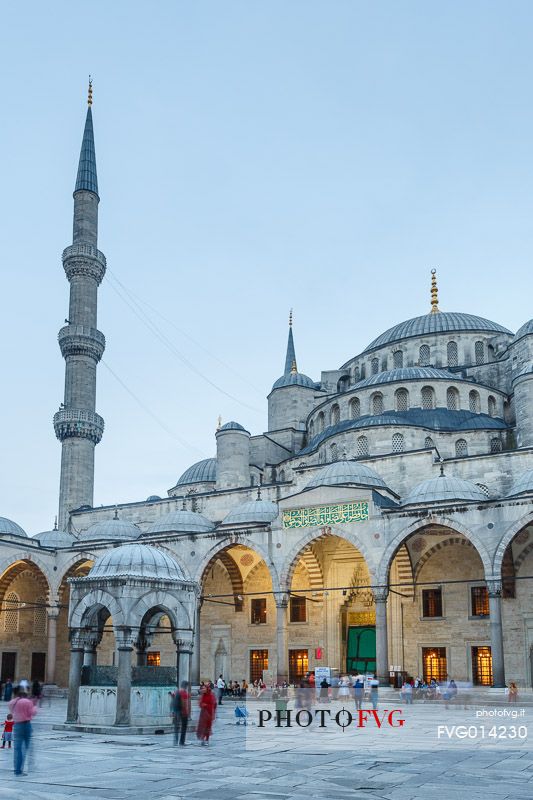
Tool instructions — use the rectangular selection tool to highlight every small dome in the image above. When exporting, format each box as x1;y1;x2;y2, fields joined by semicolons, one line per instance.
89;543;184;580
222;499;279;526
79;518;140;542
0;517;27;538
272;372;316;390
218;421;249;433
515;319;533;342
175;458;217;486
403;475;487;505
146;495;162;502
353;367;457;389
306;461;388;491
34;528;75;548
506;470;533;498
364;312;512;353
144;509;215;536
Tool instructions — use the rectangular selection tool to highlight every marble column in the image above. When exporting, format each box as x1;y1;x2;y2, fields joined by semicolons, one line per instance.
115;645;133;726
177;639;192;686
191;603;201;685
66;640;84;723
373;588;390;685
45;609;60;685
487;579;505;688
83;644;96;668
275;594;289;685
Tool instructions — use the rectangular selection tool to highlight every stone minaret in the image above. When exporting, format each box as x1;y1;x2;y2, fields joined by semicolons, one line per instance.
54;81;106;530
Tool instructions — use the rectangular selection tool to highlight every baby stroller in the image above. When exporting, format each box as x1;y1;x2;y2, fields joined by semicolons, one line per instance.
235;705;250;725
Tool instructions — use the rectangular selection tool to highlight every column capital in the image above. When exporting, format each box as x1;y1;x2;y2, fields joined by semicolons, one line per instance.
274;591;290;609
486;579;502;598
115;626;135;650
47;607;61;621
175;639;193;652
372;586;389;603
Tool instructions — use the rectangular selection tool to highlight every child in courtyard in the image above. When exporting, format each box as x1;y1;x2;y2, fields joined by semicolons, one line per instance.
1;714;13;749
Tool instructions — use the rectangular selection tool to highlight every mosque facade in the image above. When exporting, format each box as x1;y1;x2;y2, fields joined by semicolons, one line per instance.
1;93;533;694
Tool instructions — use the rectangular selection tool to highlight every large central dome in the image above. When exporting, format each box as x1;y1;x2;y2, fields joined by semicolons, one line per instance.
364;312;512;353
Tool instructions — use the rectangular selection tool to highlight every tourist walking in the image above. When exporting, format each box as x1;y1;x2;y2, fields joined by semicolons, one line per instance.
172;681;191;746
353;677;364;710
508;682;518;703
216;674;225;705
3;680;13;702
197;684;217;746
369;676;379;710
8;686;37;776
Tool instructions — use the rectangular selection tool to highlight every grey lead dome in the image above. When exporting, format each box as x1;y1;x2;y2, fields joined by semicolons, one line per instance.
306;461;388;491
0;516;27;538
403;475;487;505
144;509;215;535
79;518;141;541
222;500;279;526
88;543;184;580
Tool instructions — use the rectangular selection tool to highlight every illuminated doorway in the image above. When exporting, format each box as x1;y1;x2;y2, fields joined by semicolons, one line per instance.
289;649;309;684
472;646;493;686
422;647;447;682
250;649;268;683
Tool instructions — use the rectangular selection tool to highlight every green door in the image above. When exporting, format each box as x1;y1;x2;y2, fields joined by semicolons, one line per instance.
346;626;376;674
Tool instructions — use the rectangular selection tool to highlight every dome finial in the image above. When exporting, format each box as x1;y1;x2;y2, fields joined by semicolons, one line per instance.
216;415;222;431
182;496;187;510
256;484;262;500
430;268;440;314
289;308;293;328
53;516;58;531
113;506;119;520
439;463;445;477
88;75;93;107
290;359;298;374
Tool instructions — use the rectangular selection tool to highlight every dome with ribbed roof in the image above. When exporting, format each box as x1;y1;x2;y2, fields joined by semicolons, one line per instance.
515;320;533;342
79;517;141;542
306;461;388;491
353;367;457;388
218;421;249;433
506;470;533;498
175;458;217;486
364;312;512;353
222;500;279;526
272;371;316;390
146;495;162;502
88;544;184;580
144;509;215;536
403;475;487;505
34;528;75;548
0;517;27;538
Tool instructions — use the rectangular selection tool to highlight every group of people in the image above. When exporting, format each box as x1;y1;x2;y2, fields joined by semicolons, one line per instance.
1;678;43;705
170;681;219;746
294;673;380;710
2;683;38;776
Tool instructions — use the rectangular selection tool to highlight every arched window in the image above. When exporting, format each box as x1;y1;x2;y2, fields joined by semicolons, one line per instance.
330;404;340;426
317;412;325;433
469;390;480;413
337;376;350;393
353;366;360;382
490;437;502;453
279;469;286;482
393;350;403;369
4;592;19;633
424;436;435;449
488;396;496;417
476;483;490;498
395;388;409;412
475;341;485;365
309;420;315;438
455;438;468;457
360;363;366;379
371;358;379;375
392;433;404;452
421;386;435;410
34;597;47;635
446;387;459;411
357;435;369;457
319;449;326;464
350;397;360;419
447;341;458;367
330;443;338;461
419;344;430;366
372;393;383;415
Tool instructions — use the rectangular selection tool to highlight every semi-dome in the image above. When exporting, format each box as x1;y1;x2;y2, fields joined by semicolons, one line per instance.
218;421;249;433
222;499;279;526
175;458;217;486
506;470;533;498
144;509;215;535
0;517;27;538
403;475;487;505
88;543;184;580
146;495;162;502
514;319;533;342
34;528;75;548
79;517;141;542
272;371;316;390
364;312;512;353
306;461;388;491
353;367;457;388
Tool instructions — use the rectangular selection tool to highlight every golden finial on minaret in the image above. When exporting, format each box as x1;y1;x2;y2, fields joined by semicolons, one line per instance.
430;268;440;313
290;359;298;374
88;76;93;107
289;308;293;328
216;415;222;431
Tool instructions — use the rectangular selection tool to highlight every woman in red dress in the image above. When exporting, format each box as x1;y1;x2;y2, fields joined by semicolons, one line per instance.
196;684;217;745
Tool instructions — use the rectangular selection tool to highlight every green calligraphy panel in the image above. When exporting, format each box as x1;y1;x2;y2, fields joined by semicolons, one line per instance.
282;501;369;529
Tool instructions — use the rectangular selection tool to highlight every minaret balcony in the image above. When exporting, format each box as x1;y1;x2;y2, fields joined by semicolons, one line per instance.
58;325;105;361
62;244;106;284
53;408;104;444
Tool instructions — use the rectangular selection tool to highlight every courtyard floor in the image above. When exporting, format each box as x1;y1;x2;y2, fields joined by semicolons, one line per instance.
0;697;532;800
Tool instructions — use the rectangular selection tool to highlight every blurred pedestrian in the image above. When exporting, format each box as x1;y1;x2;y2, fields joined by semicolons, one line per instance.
3;680;13;702
197;684;217;746
8;686;37;776
172;681;191;746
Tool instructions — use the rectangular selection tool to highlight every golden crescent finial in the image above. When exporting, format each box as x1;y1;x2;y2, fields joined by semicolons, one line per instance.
88;76;93;107
216;415;222;431
430;268;440;313
290;359;298;374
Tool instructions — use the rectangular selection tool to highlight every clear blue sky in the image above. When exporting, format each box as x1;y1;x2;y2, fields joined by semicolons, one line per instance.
1;1;532;533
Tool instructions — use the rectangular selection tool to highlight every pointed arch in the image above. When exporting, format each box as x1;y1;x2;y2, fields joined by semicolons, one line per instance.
200;549;245;610
494;512;533;577
0;555;52;605
193;537;279;593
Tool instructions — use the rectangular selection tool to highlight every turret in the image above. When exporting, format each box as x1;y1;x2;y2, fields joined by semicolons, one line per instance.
54;80;106;529
215;421;251;489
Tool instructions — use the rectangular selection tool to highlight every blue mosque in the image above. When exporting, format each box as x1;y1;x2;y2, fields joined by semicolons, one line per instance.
1;88;533;726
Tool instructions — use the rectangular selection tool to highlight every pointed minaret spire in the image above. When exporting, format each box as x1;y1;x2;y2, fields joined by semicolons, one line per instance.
430;268;440;314
75;79;98;197
284;309;297;374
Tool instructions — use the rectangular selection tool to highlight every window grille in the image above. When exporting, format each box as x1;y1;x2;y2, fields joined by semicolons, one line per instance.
350;397;360;419
424;436;434;449
3;592;19;632
422;647;447;682
419;344;430;366
357;436;369;457
251;598;267;625
331;405;340;426
469;390;480;413
290;596;307;623
393;350;403;368
392;433;404;453
447;341;458;367
455;438;468;457
490;437;502;453
471;586;489;617
475;341;485;365
371;358;379;375
476;483;490;498
421;386;435;410
34;597;47;636
395;388;409;412
330;443;338;461
446;387;458;411
372;393;383;415
422;589;442;618
353;366;360;382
